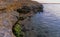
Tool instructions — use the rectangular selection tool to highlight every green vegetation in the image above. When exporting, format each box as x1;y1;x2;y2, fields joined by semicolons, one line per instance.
12;12;26;37
12;23;22;37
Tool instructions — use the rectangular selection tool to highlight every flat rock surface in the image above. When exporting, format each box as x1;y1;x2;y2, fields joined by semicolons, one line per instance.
0;11;19;37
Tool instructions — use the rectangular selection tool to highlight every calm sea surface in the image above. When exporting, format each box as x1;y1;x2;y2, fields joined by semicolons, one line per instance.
29;4;60;37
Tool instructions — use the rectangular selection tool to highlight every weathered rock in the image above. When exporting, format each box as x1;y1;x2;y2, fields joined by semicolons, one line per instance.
22;6;31;13
30;1;43;12
0;0;43;37
16;6;31;14
0;11;19;37
0;33;5;37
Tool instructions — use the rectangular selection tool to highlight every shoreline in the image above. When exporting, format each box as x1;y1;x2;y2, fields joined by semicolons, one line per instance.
0;0;43;37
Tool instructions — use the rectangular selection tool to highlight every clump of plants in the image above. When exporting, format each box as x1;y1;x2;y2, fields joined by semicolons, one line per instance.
12;23;22;37
12;16;26;37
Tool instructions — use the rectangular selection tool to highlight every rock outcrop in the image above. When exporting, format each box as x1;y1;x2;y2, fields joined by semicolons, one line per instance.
0;0;43;37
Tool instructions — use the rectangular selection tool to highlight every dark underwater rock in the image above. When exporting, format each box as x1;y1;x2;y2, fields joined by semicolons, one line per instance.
38;5;43;12
31;4;43;12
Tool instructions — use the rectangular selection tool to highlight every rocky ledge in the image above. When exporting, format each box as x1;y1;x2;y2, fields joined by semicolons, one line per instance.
0;0;43;37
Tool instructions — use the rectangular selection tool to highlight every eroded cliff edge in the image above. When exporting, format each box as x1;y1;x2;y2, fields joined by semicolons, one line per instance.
0;0;43;37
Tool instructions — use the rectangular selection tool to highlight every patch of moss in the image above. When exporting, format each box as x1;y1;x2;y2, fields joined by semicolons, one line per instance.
12;23;22;37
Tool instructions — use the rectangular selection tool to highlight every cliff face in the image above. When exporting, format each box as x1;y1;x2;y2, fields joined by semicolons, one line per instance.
0;0;43;37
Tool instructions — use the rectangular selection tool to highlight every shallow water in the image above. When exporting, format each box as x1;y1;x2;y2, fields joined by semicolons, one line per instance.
28;4;60;37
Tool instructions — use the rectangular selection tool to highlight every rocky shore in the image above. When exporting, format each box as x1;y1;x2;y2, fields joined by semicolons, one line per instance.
0;0;43;37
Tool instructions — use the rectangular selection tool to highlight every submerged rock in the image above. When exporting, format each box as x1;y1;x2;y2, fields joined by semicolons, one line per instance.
31;4;43;12
37;5;43;12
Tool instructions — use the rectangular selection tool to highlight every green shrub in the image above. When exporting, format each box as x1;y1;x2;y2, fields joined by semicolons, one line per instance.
12;23;22;37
